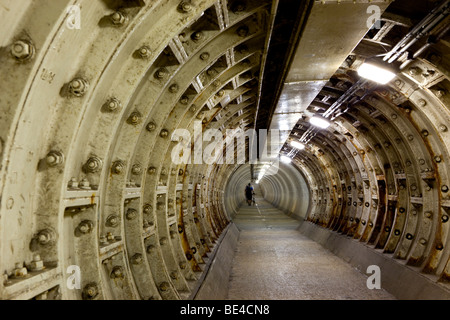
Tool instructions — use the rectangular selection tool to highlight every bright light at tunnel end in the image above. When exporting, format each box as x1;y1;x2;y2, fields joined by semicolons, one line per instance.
357;62;396;85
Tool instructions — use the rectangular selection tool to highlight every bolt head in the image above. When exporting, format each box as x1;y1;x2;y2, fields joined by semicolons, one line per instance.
178;1;193;13
110;11;126;25
11;40;34;61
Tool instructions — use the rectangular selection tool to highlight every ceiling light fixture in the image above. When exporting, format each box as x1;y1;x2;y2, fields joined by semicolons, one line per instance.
290;140;305;150
280;155;292;164
309;115;331;129
357;61;396;85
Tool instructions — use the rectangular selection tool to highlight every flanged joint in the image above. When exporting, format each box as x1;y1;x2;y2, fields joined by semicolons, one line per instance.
10;40;35;62
68;78;89;97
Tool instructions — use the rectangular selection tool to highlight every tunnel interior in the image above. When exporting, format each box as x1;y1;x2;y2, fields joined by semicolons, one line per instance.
0;0;450;300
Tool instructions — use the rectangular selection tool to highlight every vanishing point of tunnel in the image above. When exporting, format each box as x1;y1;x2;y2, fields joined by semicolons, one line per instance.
0;0;450;301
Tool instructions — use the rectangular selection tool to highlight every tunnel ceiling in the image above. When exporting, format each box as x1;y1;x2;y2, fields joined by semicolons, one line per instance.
0;0;450;300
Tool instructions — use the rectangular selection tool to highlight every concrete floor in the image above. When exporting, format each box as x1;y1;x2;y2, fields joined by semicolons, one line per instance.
227;198;396;300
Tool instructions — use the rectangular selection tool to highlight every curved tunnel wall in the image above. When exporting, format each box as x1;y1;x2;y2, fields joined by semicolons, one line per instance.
0;0;276;300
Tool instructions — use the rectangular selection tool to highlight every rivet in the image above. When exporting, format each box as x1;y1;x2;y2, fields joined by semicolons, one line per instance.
126;209;137;220
418;158;426;165
200;52;210;60
191;31;204;42
137;46;151;59
106;214;119;227
106;232;115;242
155;67;168;79
131;164;142;175
179;96;189;105
10;40;35;62
442;215;449;223
236;25;249;37
105;97;121;112
83;156;102;173
110;266;124;279
435;89;446;98
78;220;93;234
169;83;179;93
37;229;54;245
436;243;444;251
46;150;64;167
82;283;99;300
434;156;442;163
111;160;125;174
131;253;143;265
178;1;193;13
79;178;90;189
439;124;447;132
441;185;449;193
143;204;152;215
159;282;170;292
406;233;414;240
422;130;429;137
418;99;427;107
425;211;432;219
419;238;427;245
148;166;156;174
110;11;127;26
160;129;169;138
394;229;401;236
68;78;89;97
127;111;142;125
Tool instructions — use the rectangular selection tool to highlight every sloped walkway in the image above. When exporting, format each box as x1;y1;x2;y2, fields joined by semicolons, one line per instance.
227;198;395;300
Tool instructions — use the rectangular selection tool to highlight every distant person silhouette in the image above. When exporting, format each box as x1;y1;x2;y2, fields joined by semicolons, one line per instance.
245;183;253;206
